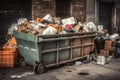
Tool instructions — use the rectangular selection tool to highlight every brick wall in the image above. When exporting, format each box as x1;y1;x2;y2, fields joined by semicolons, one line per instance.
32;0;55;19
32;0;86;21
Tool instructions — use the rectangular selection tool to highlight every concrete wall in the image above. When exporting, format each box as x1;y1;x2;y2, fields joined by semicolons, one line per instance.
72;0;86;22
87;0;104;25
116;4;120;33
86;0;95;23
86;0;118;30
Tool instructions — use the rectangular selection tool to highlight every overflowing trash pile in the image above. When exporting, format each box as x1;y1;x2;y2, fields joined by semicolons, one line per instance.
7;14;120;59
8;14;97;36
93;28;120;65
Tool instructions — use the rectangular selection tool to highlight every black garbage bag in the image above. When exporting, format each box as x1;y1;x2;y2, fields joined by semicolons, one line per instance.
115;41;120;58
94;36;105;54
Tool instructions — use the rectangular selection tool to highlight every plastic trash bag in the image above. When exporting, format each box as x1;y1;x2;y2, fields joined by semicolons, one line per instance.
115;48;120;54
7;23;18;35
17;18;28;26
42;26;57;35
86;22;97;32
42;14;53;23
83;22;97;32
110;33;119;41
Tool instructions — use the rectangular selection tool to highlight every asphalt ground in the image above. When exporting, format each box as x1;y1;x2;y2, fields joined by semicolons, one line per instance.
0;58;120;80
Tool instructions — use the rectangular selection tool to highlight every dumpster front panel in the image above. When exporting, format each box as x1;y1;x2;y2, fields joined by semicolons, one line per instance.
14;32;40;65
18;46;39;65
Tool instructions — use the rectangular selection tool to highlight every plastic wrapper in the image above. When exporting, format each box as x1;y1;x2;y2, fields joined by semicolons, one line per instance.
17;18;28;26
98;25;103;32
110;33;119;41
64;24;75;33
61;17;77;25
83;22;97;32
7;23;18;35
33;23;46;30
53;17;61;24
42;14;53;23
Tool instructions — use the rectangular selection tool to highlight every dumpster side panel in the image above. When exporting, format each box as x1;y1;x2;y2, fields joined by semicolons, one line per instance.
41;41;57;50
73;47;82;58
41;32;95;67
59;40;70;48
72;38;82;58
82;36;94;56
82;37;93;45
40;41;57;65
14;32;96;67
83;45;93;56
72;38;81;45
59;49;70;61
42;52;56;65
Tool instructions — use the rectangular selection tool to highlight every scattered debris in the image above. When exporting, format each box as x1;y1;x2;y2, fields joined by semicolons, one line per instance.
97;56;106;65
75;61;82;66
11;72;34;78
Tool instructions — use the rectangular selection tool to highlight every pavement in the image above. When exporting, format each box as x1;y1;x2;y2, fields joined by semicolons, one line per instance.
0;58;120;80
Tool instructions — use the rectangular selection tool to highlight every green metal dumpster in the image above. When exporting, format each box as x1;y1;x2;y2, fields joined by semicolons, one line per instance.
13;31;96;74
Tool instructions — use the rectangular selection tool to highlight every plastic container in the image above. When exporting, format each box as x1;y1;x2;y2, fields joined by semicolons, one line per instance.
97;56;106;65
0;47;18;68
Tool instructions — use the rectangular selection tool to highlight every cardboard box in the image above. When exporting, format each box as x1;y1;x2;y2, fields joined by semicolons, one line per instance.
104;40;112;50
74;25;80;32
100;49;109;57
61;17;77;25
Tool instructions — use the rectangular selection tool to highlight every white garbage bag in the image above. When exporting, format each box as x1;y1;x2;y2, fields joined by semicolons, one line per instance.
17;18;28;25
110;33;119;41
7;23;18;35
42;26;57;35
86;22;97;32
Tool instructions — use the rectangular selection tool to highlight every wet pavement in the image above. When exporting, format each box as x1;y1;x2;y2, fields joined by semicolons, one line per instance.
0;58;120;80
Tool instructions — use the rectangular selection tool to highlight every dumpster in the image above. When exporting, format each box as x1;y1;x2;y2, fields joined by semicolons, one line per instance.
13;31;96;74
